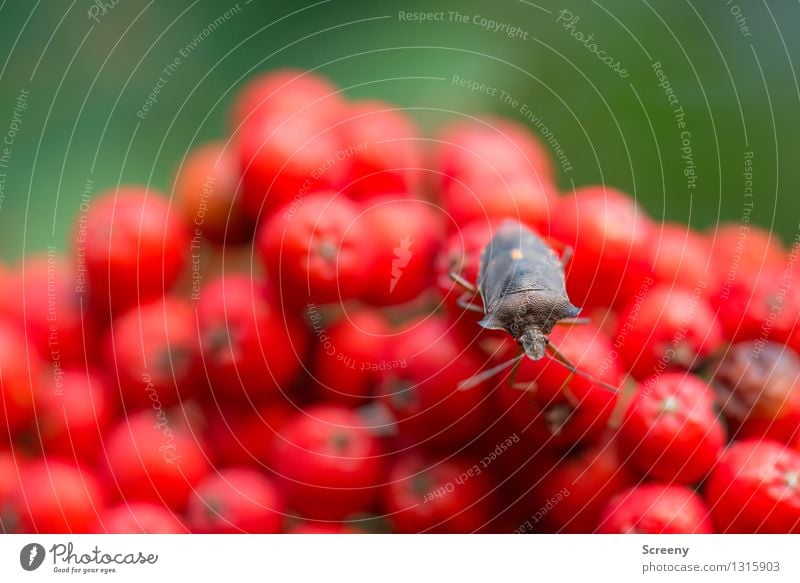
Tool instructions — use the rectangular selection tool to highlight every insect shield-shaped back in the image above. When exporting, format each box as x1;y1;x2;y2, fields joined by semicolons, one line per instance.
477;220;580;358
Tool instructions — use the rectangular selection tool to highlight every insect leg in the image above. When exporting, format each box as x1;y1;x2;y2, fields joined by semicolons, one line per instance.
555;317;591;326
545;341;619;394
456;293;483;313
449;271;477;293
458;353;525;391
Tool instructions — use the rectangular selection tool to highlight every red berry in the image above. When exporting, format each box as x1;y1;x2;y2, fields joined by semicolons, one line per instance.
203;400;294;469
713;341;800;444
229;68;343;131
102;503;186;533
598;484;713;533
14;460;103;533
618;373;725;483
497;323;622;450
274;405;382;520
104;410;209;510
197;275;306;401
377;317;490;449
0;323;38;433
174;141;252;244
188;468;284;533
525;434;636;533
288;522;359;534
340;101;423;200
106;297;199;408
238;113;350;222
705;439;800;533
651;223;713;290
436;118;555;228
258;193;373;305
10;255;95;366
312;308;392;404
615;284;724;380
360;196;444;306
381;453;495;533
33;370;112;461
549;186;656;310
709;222;785;279
79;188;190;314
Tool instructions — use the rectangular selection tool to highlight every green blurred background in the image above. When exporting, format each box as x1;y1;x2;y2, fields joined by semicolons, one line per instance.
0;0;797;262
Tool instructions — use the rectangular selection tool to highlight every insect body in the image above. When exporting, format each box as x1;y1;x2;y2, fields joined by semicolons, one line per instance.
450;220;617;392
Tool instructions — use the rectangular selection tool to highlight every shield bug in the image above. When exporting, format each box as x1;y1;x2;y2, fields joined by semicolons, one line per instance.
450;220;618;392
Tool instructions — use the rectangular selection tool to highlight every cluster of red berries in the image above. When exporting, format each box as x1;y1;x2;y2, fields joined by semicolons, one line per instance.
1;68;799;534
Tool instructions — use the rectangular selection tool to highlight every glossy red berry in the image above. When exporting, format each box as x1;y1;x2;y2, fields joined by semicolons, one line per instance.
618;373;725;484
102;503;186;533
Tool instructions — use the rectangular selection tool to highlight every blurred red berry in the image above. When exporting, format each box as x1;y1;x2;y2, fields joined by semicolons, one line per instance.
79;188;189;314
360;196;444;306
436;118;555;229
705;439;800;533
340;101;423;200
14;460;104;533
312;309;391;404
174;141;252;244
197;275;306;402
188;468;284;533
274;405;382;520
102;502;186;533
381;453;495;533
651;223;713;290
106;297;199;408
377;317;490;450
597;484;713;534
104;410;209;511
549;186;656;310
0;323;38;433
615;284;724;380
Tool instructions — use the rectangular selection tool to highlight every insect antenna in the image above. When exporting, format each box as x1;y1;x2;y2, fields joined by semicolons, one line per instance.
545;341;619;394
458;352;525;391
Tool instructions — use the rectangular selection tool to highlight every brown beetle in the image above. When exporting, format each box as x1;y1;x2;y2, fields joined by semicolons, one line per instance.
450;220;618;391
